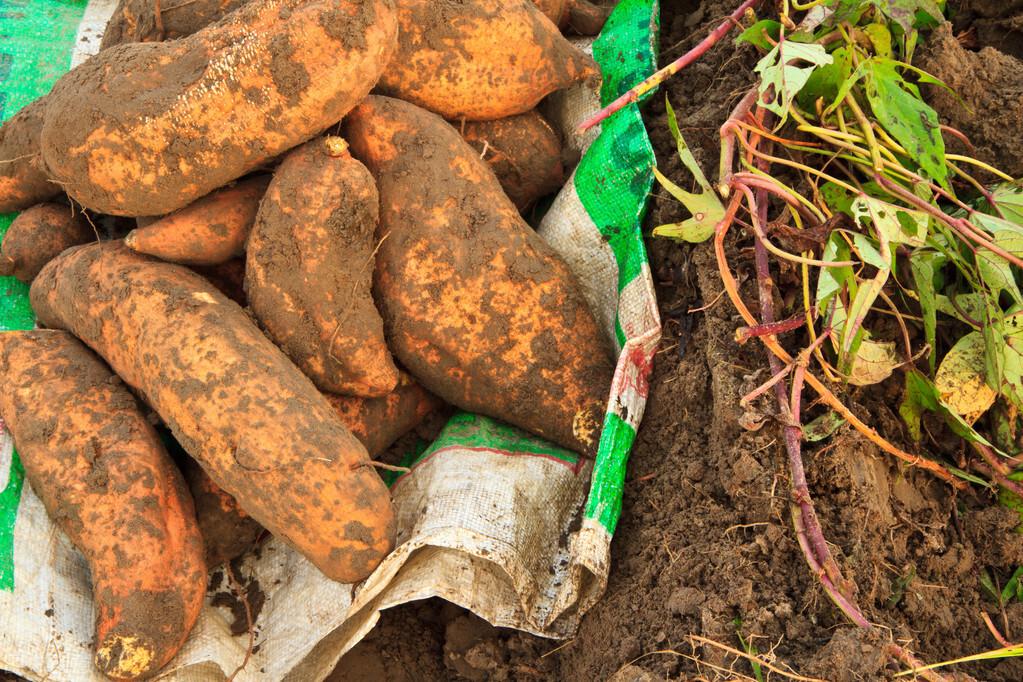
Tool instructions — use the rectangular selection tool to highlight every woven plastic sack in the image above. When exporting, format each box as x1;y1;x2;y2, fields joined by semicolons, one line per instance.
0;1;661;679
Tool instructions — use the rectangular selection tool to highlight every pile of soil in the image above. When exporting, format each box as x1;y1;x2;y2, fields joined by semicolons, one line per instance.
327;1;1023;680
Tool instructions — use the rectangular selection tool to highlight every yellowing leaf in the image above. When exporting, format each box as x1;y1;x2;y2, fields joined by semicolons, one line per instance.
935;332;996;424
847;337;899;386
754;40;833;125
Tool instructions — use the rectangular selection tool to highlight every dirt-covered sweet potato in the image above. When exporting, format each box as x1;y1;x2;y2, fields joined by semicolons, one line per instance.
246;136;398;397
42;0;398;216
0;330;206;680
180;375;439;567
344;96;613;456
124;176;269;266
459;111;564;210
0;98;60;213
0;203;93;282
180;457;264;568
100;0;249;49
376;0;598;121
30;242;396;583
532;0;609;35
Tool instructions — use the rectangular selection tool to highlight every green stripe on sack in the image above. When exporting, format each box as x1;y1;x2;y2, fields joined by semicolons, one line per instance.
584;413;636;531
573;0;659;349
0;0;88;590
579;0;659;533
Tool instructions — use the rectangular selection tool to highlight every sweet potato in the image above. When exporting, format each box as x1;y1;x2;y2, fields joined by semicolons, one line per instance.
41;0;398;216
345;96;612;456
246;136;398;397
0;98;60;213
0;330;205;680
124;176;269;266
376;0;598;121
532;0;609;35
100;0;249;49
0;203;93;282
459;111;564;210
180;457;264;568
191;258;247;306
30;242;396;583
181;375;439;566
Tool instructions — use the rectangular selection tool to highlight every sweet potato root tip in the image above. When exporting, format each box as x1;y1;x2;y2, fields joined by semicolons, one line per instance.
30;242;396;583
42;0;399;215
246;136;399;397
567;0;609;36
0;330;206;679
124;175;269;266
0;97;61;213
344;96;612;456
459;110;565;210
0;203;94;282
377;0;599;120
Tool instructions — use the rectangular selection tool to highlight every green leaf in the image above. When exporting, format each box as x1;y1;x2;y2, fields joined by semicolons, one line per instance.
909;252;938;372
754;40;834;124
824;0;870;25
816;232;854;306
935;291;985;327
993;182;1023;226
798;46;852;110
736;19;781;50
900;369;938;441
1002;567;1023;605
862;59;948;188
981;569;1000;603
803;410;846;442
990;313;1023;411
652;98;726;244
850;194;928;247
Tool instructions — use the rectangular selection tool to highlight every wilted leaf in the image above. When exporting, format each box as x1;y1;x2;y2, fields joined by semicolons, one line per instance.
935;291;985;327
850;194;928;247
935;332;997;424
847;336;899;386
910;251;939;372
755;40;834;124
993;182;1023;226
990;313;1023;412
803;410;846;442
874;0;944;32
816;232;854;306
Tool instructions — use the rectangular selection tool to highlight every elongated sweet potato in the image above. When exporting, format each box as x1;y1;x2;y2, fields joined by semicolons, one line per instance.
376;0;598;121
0;330;205;680
125;176;269;266
246;136;398;397
345;96;612;455
0;98;60;213
0;203;93;282
459;111;564;210
42;0;398;216
180;457;264;568
182;375;439;566
31;242;396;583
100;0;249;49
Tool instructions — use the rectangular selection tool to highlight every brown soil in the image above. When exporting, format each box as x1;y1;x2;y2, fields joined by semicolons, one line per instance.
326;2;1023;681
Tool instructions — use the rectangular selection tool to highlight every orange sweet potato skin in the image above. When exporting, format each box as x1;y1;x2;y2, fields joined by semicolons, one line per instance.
0;330;206;680
30;242;396;583
101;0;249;49
0;98;60;213
377;0;598;120
186;375;439;566
0;203;94;282
345;96;612;456
42;0;398;216
125;176;269;266
326;373;442;456
459;111;564;210
246;137;398;397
